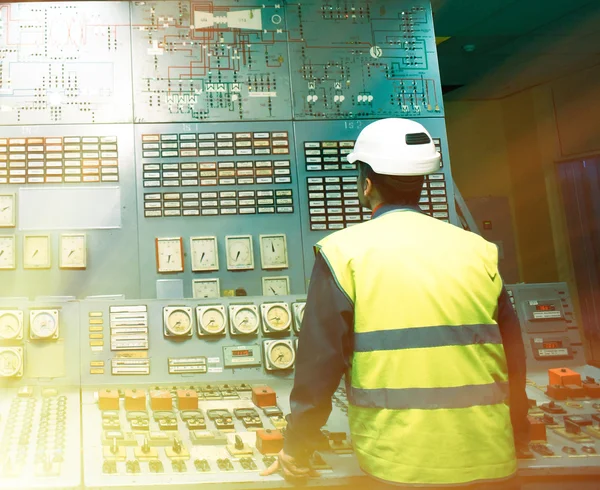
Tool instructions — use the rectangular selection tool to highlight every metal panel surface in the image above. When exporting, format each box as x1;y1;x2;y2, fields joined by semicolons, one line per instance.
0;2;134;125
130;1;292;122
0;124;140;299
134;121;306;299
286;0;445;119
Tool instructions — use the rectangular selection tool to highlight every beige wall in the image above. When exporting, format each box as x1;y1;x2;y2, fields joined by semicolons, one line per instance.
445;100;511;198
446;66;600;304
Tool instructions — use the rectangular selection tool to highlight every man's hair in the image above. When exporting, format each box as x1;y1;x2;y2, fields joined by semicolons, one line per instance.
357;161;425;206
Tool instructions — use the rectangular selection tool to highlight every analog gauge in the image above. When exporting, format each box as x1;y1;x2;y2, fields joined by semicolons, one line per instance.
0;311;23;340
155;237;184;273
190;236;219;272
226;236;254;270
0;348;23;378
197;307;226;335
30;310;59;340
164;308;193;337
230;306;259;335
192;279;220;299
262;303;291;333
293;302;306;334
260;234;288;269
265;340;295;370
60;234;87;269
23;235;51;269
0;194;16;228
0;236;16;270
262;276;290;296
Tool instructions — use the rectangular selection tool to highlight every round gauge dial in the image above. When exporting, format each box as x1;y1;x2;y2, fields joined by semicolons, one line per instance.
0;349;22;377
267;342;295;370
233;308;259;334
166;309;192;336
0;313;21;340
265;305;290;331
200;308;226;335
31;312;58;339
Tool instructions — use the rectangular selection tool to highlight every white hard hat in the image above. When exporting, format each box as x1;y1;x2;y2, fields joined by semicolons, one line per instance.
347;118;441;176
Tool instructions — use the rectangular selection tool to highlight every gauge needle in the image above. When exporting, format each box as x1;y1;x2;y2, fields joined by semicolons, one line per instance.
0;207;8;212
32;249;38;258
270;287;276;295
276;354;284;362
68;250;74;257
200;252;205;262
208;319;214;325
167;255;171;263
241;318;248;324
0;250;4;257
271;242;275;252
235;251;240;260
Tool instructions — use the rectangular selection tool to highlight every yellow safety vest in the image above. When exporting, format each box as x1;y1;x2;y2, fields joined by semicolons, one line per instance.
316;208;517;486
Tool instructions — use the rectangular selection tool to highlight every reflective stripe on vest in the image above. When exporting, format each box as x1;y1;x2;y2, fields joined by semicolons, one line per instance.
348;381;509;410
354;324;503;352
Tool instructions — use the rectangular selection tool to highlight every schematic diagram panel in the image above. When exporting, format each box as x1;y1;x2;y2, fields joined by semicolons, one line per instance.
134;122;307;299
292;119;455;279
286;0;444;120
130;1;292;122
0;2;133;125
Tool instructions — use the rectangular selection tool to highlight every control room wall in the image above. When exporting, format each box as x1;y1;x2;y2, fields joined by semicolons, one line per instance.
446;65;600;331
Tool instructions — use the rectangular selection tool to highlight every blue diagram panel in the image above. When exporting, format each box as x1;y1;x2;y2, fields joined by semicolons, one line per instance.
0;2;133;125
130;1;292;122
292;118;456;281
285;0;444;120
134;122;307;298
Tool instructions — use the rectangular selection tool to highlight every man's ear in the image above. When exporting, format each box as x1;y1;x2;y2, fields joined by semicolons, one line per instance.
364;177;373;197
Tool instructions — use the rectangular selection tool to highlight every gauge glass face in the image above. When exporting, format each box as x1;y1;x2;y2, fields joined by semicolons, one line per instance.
295;304;305;332
260;235;288;269
192;279;220;299
60;235;86;269
31;312;57;339
0;236;16;269
0;195;15;227
0;313;21;340
0;349;21;377
166;309;192;336
265;305;290;331
268;342;295;370
233;308;259;334
24;236;50;269
200;308;226;334
190;237;218;271
156;238;184;272
226;236;253;270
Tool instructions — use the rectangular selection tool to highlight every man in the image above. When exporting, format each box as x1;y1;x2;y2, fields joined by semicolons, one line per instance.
262;118;530;488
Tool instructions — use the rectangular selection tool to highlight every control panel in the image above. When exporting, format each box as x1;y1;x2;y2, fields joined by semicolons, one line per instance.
0;0;453;300
0;299;81;489
506;283;600;473
78;296;366;488
0;287;599;489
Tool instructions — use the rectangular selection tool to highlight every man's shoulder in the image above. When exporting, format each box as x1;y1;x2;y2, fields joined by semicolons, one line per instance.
317;220;376;249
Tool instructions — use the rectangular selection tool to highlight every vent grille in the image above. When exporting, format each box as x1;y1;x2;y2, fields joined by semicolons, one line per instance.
405;132;431;145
